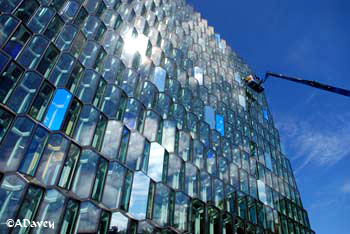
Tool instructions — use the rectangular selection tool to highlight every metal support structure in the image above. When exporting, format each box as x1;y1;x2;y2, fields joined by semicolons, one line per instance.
244;72;350;97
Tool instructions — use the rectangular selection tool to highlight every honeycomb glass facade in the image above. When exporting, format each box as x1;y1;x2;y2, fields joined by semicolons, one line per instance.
0;0;314;233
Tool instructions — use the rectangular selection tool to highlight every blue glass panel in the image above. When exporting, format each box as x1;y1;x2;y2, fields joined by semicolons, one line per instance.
215;114;224;136
43;89;72;130
0;0;21;13
263;109;269;120
0;175;26;233
27;7;55;33
215;34;220;42
18;35;49;69
151;67;166;91
7;72;42;113
0;51;9;72
0;16;19;46
265;151;272;171
4;42;21;58
18;126;49;176
204;105;215;129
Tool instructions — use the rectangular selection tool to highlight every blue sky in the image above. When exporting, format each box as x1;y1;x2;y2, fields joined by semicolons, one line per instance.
187;0;350;233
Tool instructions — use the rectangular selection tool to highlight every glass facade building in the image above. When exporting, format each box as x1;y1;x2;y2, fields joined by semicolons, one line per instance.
0;0;314;233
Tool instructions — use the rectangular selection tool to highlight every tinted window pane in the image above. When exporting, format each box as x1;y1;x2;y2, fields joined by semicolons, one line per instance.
0;106;14;143
71;149;99;198
101;162;126;209
0;15;19;46
27;7;55;33
35;134;69;185
18;35;49;69
29;81;54;121
77;202;101;232
3;25;31;59
7;72;42;113
0;62;24;103
0;116;35;171
0;175;26;233
37;44;59;77
13;0;39;23
18;126;49;176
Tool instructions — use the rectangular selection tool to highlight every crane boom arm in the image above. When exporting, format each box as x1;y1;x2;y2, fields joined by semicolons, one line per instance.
264;72;350;97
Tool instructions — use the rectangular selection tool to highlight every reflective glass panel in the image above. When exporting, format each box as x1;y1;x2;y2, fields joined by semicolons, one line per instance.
43;89;72;130
128;171;150;220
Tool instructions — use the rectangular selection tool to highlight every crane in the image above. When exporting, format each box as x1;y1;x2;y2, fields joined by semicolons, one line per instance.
244;72;350;97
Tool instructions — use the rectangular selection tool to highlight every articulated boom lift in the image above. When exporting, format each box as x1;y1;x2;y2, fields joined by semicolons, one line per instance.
244;72;350;97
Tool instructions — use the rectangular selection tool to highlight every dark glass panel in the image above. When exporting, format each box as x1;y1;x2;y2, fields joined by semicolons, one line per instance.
92;157;108;202
91;113;107;151
44;14;64;42
29;81;54;122
3;25;31;59
0;61;24;103
0;106;14;143
0;15;19;46
13;186;43;234
61;98;82;136
191;200;205;234
37;44;60;77
59;199;79;234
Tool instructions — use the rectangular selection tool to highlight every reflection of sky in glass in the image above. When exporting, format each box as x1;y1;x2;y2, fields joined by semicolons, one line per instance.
102;162;125;209
263;109;269;120
258;179;267;205
43;89;72;130
194;66;203;85
33;189;65;234
162;120;176;153
234;72;241;84
148;142;165;182
101;120;123;159
71;150;99;198
174;192;189;231
153;183;170;226
129;171;150;220
238;95;246;109
185;162;198;197
204;105;215;129
215;114;224;136
78;202;100;232
215;34;220;42
0;175;25;228
152;67;166;92
109;212;128;232
265;152;273;171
